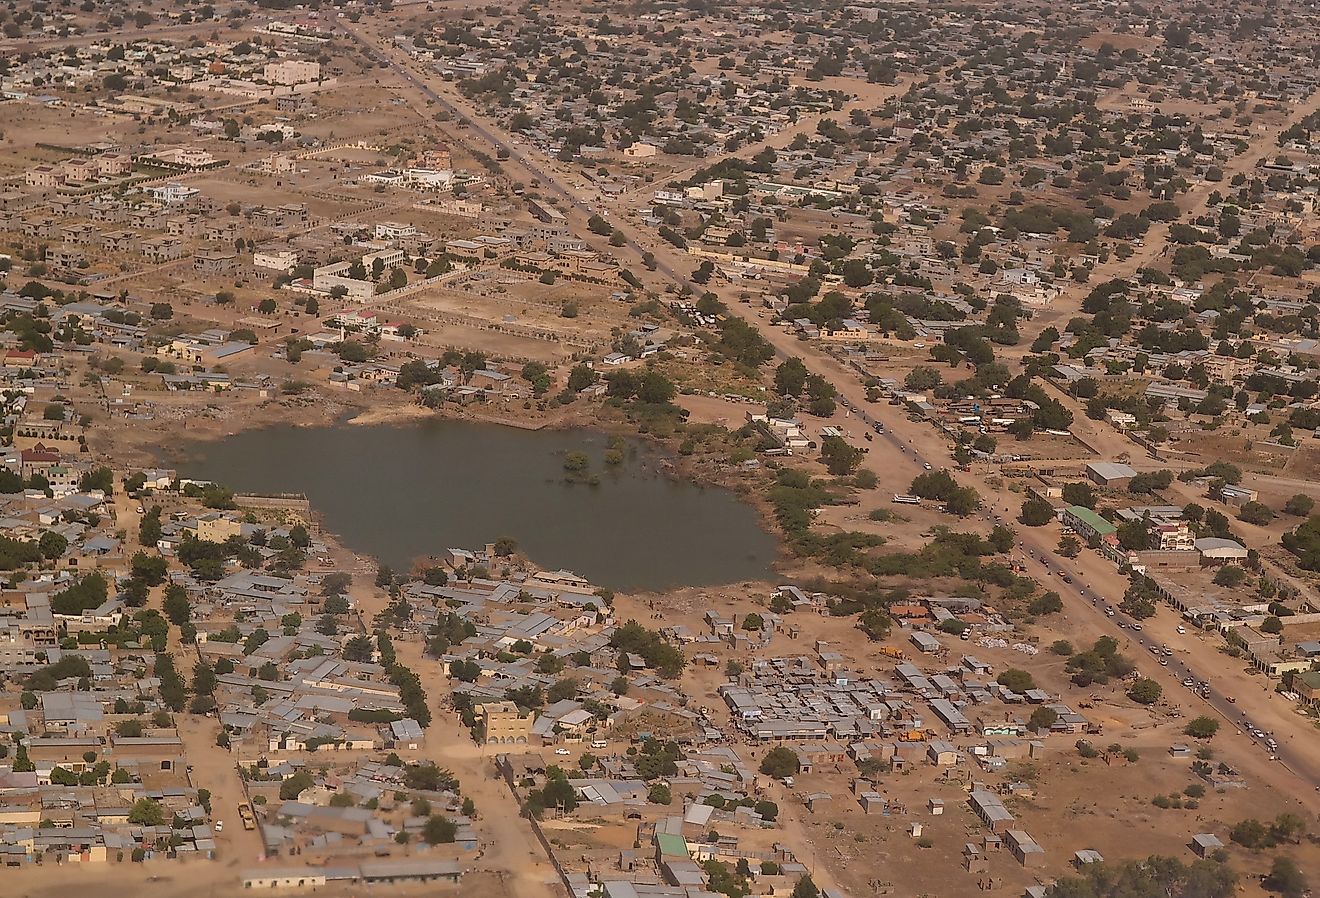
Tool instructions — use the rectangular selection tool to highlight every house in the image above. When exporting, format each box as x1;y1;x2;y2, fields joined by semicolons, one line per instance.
194;248;238;275
476;701;533;745
909;632;941;654
1006;829;1045;868
1085;462;1137;488
1063;506;1117;543
1293;670;1320;708
1191;834;1224;857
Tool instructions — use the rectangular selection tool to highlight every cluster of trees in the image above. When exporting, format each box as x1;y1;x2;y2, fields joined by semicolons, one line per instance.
759;746;800;778
154;653;187;712
1046;856;1236;898
1065;636;1134;687
773;358;839;417
525;765;578;817
610;620;685;678
820;435;864;476
712;318;775;372
50;572;109;615
27;654;91;692
1281;514;1320;571
605;368;677;405
910;469;981;516
1118;574;1161;620
0;534;46;571
1229;813;1307;851
378;632;431;727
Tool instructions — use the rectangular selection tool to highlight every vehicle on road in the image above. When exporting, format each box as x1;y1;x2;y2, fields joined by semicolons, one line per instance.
555;748;571;755
215;821;223;833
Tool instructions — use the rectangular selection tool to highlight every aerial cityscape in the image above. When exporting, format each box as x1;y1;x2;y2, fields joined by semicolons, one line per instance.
1;1;1319;897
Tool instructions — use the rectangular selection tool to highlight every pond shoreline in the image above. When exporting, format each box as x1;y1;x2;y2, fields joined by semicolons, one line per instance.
174;416;781;593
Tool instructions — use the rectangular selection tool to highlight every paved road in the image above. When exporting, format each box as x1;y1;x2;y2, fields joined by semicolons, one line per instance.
838;390;1320;810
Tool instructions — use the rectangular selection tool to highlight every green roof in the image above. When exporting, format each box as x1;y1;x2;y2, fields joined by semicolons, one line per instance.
1066;505;1116;536
656;833;689;857
1295;670;1320;691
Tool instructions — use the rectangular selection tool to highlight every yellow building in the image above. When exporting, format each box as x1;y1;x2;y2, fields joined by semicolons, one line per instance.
476;701;533;745
195;513;242;542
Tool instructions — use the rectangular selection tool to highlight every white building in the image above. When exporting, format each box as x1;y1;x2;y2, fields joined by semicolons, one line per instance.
253;250;299;273
263;60;322;85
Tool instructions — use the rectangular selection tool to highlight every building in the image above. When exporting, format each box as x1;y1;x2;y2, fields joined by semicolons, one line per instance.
264;60;322;85
195;514;243;543
1006;830;1045;868
1294;671;1320;708
1190;834;1225;858
194;248;239;275
1195;537;1248;563
254;250;300;273
1062;505;1117;543
476;701;533;745
1085;462;1137;488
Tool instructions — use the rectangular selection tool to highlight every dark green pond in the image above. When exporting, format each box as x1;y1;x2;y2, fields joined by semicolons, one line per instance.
183;419;778;591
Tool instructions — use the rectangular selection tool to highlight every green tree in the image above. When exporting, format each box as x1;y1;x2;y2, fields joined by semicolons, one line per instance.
792;876;820;898
1284;494;1315;517
820;435;863;476
1237;498;1274;525
131;552;168;586
759;746;800;778
1061;482;1095;508
163;584;190;626
1185;716;1220;739
1127;679;1162;704
997;668;1035;693
279;770;314;800
423;815;458;844
38;531;68;559
193;660;217;696
1028;591;1063;615
128;798;167;826
1019;496;1054;526
1028;706;1058;732
1264;857;1307;898
774;358;808;396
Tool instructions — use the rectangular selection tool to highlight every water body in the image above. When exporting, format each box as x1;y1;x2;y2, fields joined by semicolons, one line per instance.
183;419;778;592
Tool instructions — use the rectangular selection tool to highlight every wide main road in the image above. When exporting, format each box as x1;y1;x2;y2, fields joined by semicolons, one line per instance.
346;21;1320;810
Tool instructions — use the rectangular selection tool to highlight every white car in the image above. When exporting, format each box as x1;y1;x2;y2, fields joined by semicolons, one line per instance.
215;821;224;833
555;748;571;756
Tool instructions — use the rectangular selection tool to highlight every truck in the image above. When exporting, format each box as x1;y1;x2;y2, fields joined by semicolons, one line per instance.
238;803;257;831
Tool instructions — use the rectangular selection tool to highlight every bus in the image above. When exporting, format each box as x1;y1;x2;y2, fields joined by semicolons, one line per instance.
891;494;921;505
